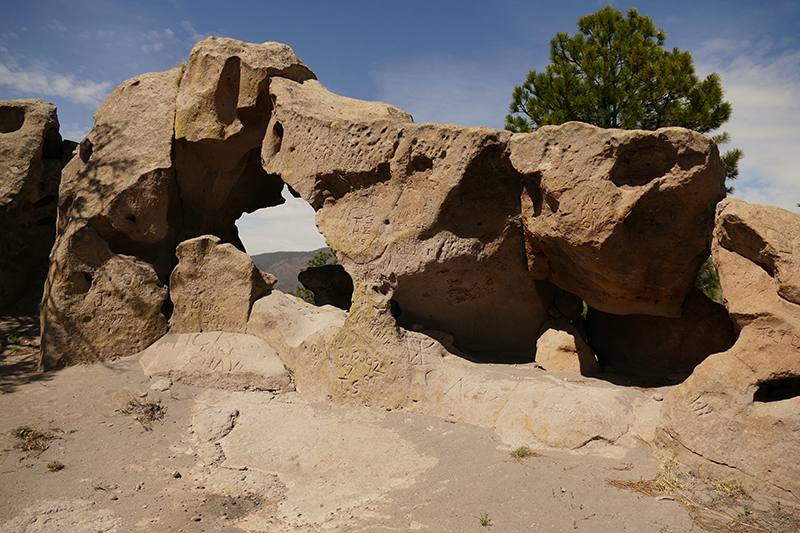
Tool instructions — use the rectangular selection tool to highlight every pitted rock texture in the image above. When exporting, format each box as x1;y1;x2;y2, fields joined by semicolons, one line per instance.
0;99;72;313
173;38;300;249
263;78;555;356
42;37;725;378
169;235;276;333
40;223;168;368
40;69;179;367
510;122;726;317
659;199;800;500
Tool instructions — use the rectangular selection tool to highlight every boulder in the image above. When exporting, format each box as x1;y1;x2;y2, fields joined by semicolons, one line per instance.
39;69;180;368
536;319;599;374
0;99;72;313
169;235;276;333
659;199;800;500
173;37;307;249
139;331;292;392
297;264;353;310
40;223;168;368
587;287;736;380
263;76;556;357
246;290;660;455
509;122;726;317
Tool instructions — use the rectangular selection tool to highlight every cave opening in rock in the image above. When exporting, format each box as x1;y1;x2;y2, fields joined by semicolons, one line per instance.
754;376;800;403
235;182;352;309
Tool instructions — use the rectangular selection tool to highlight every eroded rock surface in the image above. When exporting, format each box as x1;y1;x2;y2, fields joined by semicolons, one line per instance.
536;319;599;375
169;235;275;333
40;223;168;368
659;199;800;500
0;99;72;313
40;70;180;367
510;123;726;317
140;331;292;392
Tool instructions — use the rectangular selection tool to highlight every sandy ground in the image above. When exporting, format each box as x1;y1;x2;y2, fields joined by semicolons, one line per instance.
0;315;771;532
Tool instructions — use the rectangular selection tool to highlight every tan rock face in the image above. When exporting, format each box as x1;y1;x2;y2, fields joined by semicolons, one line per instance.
40;70;180;368
40;223;168;368
0;99;71;313
659;199;800;500
169;235;275;333
41;37;727;383
587;287;736;380
173;37;305;248
510;122;726;317
536;319;599;374
140;331;293;392
264;78;555;357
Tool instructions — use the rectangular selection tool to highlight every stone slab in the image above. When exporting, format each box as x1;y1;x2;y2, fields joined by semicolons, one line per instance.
140;331;293;392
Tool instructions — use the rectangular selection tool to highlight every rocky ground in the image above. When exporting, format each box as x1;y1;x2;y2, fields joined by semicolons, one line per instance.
1;316;798;533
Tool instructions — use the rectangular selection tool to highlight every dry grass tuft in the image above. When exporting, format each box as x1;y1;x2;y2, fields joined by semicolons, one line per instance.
608;458;800;532
10;425;56;452
112;388;166;430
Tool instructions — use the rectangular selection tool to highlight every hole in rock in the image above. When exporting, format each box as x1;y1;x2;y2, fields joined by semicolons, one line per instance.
754;376;800;403
0;105;25;133
238;183;346;304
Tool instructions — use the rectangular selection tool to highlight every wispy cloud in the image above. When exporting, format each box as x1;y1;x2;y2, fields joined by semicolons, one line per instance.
371;53;530;129
0;61;113;106
180;21;211;46
696;40;800;211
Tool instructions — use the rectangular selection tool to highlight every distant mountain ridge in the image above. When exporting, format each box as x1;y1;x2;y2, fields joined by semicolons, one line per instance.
250;247;330;292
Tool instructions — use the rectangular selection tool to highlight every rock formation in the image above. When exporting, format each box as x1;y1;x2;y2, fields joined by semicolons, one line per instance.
659;199;800;500
33;35;800;499
536;319;599;374
297;264;353;310
0;99;73;314
169;235;276;333
510;123;726;317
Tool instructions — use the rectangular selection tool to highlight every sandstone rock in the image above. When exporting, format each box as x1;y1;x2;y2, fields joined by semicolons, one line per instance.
536;319;599;374
174;37;305;248
39;70;180;368
509;122;726;317
0;99;71;313
169;235;276;333
587;287;736;380
297;264;353;310
247;290;658;455
139;331;292;392
659;199;800;500
56;70;181;276
264;76;555;357
40;223;168;368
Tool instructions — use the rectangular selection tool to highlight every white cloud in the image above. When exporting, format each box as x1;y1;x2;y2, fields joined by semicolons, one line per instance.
60;122;91;142
49;20;67;32
696;42;800;211
0;62;113;106
237;194;327;254
180;21;210;46
371;53;530;129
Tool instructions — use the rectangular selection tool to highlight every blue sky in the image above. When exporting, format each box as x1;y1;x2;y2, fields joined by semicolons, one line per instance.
2;1;799;254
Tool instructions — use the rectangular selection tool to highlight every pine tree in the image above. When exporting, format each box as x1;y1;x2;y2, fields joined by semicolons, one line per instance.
506;6;742;190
